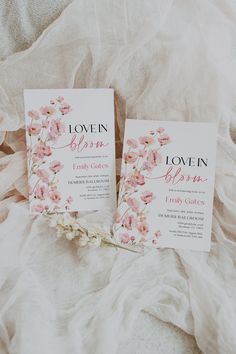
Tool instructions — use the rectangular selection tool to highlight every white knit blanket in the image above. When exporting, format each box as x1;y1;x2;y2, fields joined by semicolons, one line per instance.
0;1;236;354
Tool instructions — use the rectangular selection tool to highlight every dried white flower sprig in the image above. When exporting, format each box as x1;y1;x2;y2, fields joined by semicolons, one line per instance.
46;212;141;253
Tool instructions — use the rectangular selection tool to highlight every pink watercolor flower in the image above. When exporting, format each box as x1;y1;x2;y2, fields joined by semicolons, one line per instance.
50;190;61;204
49;119;65;141
127;197;139;213
32;155;42;163
157;127;165;134
123;214;135;230
127;138;138;149
57;96;64;102
31;204;49;213
124;152;138;164
158;133;171;146
35;142;52;158
130;236;135;242
155;230;161;238
119;233;131;244
28;110;40;120
149;130;155;135
139;135;154;145
137;221;149;236
141;191;155;204
124;183;133;192
130;170;145;186
40;106;56;116
42;119;49;128
35;185;49;200
142;161;153;172
36;169;50;183
27;123;41;136
138;149;147;158
66;196;73;204
59;102;71;115
147;149;160;166
143;149;161;171
49;160;64;173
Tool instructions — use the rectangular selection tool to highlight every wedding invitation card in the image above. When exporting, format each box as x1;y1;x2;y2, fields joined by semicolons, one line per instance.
24;89;116;214
114;119;217;251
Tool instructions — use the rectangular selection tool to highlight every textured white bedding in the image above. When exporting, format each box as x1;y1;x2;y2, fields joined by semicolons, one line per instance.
0;0;72;60
0;1;235;354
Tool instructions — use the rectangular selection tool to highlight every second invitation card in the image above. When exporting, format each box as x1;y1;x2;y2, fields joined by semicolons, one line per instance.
114;119;217;251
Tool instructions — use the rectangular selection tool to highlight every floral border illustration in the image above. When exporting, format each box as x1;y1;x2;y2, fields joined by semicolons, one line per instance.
26;96;73;213
114;127;171;247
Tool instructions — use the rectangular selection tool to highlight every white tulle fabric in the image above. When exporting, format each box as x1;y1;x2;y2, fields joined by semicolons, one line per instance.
0;1;236;353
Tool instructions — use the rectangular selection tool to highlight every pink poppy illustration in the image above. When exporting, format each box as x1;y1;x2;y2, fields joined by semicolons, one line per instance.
157;127;165;134
141;191;155;204
138;149;147;158
49;119;65;141
126;197;139;213
26;96;74;213
119;233;131;244
147;149;160;166
137;221;149;236
122;214;135;230
36;169;50;183
35;185;49;200
27;123;41;136
158;133;171;146
124;152;138;164
35;142;52;158
59;102;71;115
115;127;171;246
130;170;145;186
127;138;138;149
57;96;64;103
42;119;49;128
40;106;56;116
139;136;155;145
142;149;161;171
49;160;64;173
32;155;42;164
142;162;152;172
31;204;49;213
50;190;61;204
28;110;40;120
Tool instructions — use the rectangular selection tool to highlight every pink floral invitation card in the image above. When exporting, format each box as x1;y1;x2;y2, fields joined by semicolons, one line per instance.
24;89;116;214
114;119;217;251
